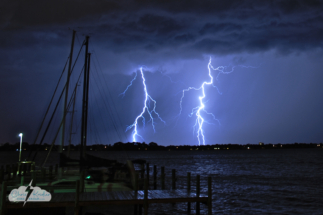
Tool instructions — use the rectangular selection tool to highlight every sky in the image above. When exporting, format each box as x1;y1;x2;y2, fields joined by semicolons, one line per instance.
1;0;323;146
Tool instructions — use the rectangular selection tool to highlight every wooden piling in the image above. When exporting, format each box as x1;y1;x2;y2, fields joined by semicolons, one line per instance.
80;170;85;193
134;173;139;191
146;163;149;188
153;165;157;190
32;171;36;186
196;175;200;215
31;163;35;172
0;181;7;215
17;163;22;176
75;180;80;215
20;175;24;186
187;172;191;214
144;178;148;215
172;169;176;190
141;164;144;179
208;176;212;215
22;163;27;176
161;166;165;190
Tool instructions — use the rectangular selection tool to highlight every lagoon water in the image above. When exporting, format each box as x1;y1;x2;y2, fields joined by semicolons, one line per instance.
1;148;322;214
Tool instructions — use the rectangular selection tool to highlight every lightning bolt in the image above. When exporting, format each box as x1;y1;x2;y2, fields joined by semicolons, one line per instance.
24;180;34;206
121;67;166;142
179;57;237;146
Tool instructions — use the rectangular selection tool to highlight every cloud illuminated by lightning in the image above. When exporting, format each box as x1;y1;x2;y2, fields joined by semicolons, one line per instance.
121;67;166;142
179;57;238;146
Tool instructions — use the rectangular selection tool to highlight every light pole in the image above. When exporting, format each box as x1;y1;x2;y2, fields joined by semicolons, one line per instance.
19;133;23;162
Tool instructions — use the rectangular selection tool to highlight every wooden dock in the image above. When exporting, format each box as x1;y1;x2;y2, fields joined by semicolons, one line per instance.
5;189;209;208
1;177;212;215
1;163;213;215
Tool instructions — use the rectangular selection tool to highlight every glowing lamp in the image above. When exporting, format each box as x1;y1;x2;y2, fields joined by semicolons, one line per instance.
18;133;23;162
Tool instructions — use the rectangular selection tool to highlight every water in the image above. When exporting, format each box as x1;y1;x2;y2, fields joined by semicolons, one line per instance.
1;148;322;214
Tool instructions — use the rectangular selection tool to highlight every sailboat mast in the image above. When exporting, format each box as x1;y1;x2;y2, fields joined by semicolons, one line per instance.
67;85;77;158
84;53;91;157
60;30;76;153
80;36;90;163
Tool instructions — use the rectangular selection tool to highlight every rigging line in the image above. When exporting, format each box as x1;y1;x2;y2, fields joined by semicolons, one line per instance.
92;51;127;140
41;68;84;166
27;57;69;159
27;40;85;160
91;61;123;142
33;65;85;162
90;59;129;159
88;98;103;146
89;58;129;159
66;87;77;158
75;32;82;47
68;110;81;149
90;59;119;132
88;76;111;145
92;58;125;141
41;88;76;167
90;64;119;139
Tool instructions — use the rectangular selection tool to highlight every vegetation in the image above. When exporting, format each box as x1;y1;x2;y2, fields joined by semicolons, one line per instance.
0;142;321;151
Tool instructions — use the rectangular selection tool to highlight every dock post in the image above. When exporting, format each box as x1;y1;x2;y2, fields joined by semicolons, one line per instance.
49;165;53;178
31;163;35;172
75;180;80;215
80;170;85;193
22;163;27;176
144;178;148;215
187;172;191;214
153;165;157;190
196;175;200;215
134;172;139;215
208;176;212;215
32;171;36;186
146;163;149;188
161;166;165;190
0;167;3;184
0;181;7;215
17;163;21;176
21;175;24;186
172;169;176;190
141;164;144;179
134;173;139;191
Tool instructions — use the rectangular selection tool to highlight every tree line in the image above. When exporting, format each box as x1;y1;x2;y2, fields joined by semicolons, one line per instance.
0;141;321;151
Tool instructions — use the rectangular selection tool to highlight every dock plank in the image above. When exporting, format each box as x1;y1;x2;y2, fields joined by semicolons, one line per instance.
6;189;208;208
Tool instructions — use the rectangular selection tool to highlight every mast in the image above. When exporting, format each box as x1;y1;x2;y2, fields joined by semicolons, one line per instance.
67;85;77;158
84;53;91;158
60;30;76;153
80;36;90;166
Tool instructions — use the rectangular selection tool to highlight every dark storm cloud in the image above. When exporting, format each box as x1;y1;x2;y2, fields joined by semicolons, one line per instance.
1;0;323;57
2;0;323;145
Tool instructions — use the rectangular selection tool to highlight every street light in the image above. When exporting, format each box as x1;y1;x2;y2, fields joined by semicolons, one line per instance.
19;133;23;162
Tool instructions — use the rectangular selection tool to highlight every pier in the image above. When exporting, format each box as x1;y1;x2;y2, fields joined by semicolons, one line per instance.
0;162;213;215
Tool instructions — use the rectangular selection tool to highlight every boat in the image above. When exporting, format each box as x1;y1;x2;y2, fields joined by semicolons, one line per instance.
1;31;145;194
